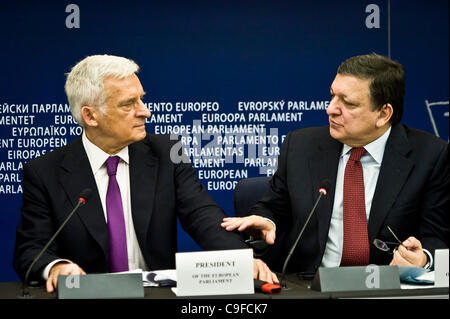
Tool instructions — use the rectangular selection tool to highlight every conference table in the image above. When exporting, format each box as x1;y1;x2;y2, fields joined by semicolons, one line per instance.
1;273;447;299
0;274;447;317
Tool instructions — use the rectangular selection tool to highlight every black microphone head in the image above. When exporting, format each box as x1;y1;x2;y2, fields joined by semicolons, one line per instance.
79;188;93;203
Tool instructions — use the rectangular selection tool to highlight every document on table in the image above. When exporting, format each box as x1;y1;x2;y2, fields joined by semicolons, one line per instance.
114;269;177;287
399;267;435;289
143;269;177;287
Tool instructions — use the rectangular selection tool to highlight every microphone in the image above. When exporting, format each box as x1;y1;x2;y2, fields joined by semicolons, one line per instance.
20;188;93;298
279;180;330;287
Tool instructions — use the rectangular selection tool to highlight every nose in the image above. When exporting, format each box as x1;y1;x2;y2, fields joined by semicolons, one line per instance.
136;100;151;118
326;96;340;116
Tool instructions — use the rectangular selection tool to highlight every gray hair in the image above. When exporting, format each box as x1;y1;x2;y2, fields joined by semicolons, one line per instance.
65;54;140;126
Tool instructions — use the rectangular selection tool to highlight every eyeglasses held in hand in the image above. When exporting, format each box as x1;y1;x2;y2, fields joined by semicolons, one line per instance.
373;226;403;254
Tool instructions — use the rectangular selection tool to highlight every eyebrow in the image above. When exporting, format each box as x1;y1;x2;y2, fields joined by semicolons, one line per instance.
118;91;146;106
330;88;360;105
330;88;347;98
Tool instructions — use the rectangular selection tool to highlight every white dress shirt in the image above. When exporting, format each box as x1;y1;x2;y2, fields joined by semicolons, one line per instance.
43;132;148;279
321;127;391;267
82;132;148;271
320;126;432;268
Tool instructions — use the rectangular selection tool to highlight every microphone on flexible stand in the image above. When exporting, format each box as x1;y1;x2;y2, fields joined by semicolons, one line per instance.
19;188;93;298
279;180;331;288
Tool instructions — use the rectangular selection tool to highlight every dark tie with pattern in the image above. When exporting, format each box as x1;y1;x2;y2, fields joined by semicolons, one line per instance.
105;156;129;272
340;147;370;266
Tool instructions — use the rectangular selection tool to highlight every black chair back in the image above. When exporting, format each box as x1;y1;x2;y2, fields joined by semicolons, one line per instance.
233;177;271;217
233;177;284;271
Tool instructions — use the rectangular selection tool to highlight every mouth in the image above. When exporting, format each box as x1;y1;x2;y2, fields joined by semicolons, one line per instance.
329;118;342;128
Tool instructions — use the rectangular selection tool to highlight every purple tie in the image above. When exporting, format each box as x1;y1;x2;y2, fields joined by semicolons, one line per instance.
105;156;129;272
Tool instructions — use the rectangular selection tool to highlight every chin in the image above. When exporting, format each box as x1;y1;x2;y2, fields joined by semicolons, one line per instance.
329;127;348;144
138;130;148;140
329;126;340;138
134;133;146;142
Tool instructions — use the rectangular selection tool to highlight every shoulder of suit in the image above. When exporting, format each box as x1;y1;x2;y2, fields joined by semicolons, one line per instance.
401;124;447;145
398;124;448;154
24;136;80;169
133;133;179;156
286;126;334;146
289;126;330;138
390;124;448;162
140;133;176;146
279;126;338;156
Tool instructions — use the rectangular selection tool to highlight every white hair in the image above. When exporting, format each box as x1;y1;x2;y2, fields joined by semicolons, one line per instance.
64;54;140;126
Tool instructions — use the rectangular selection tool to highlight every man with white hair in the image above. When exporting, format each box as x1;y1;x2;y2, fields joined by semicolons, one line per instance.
14;54;278;293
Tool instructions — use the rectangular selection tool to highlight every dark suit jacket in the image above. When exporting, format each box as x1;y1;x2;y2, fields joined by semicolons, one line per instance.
252;124;449;272
14;134;247;281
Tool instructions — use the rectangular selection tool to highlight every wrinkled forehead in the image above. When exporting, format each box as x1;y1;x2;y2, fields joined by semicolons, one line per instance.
103;73;143;99
331;74;371;99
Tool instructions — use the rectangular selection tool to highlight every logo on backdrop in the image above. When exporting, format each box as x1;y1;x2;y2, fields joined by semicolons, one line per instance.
425;100;449;142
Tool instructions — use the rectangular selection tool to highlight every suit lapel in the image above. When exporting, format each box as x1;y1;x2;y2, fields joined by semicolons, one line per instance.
59;137;109;257
368;125;413;243
309;133;342;253
128;138;159;254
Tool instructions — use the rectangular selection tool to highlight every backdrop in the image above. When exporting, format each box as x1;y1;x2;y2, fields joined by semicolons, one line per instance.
0;0;448;282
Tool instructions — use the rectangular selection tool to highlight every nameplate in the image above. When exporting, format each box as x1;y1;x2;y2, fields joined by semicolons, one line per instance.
434;249;449;287
311;265;401;292
57;273;144;299
174;248;253;296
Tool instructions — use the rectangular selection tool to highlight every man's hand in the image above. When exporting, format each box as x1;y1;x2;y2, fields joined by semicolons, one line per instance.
389;236;428;268
46;262;86;293
253;258;279;284
221;215;276;245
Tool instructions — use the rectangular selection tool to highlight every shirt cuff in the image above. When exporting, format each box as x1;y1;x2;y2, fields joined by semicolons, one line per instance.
42;259;73;280
423;249;433;270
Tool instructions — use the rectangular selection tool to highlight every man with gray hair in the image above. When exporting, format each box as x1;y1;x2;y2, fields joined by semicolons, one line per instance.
14;54;278;293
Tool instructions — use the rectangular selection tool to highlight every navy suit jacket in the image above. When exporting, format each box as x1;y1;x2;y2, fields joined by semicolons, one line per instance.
252;124;449;272
14;134;247;281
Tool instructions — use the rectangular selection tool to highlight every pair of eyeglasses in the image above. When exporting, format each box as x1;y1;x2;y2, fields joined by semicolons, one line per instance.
373;226;403;254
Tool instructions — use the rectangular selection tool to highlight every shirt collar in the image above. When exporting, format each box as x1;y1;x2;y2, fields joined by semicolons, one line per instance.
341;126;392;164
82;131;129;174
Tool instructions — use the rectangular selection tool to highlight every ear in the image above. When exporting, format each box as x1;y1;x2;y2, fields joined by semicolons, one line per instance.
80;106;99;127
376;103;393;128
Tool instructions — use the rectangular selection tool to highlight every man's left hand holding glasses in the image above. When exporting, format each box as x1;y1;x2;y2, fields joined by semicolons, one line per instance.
389;236;429;268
